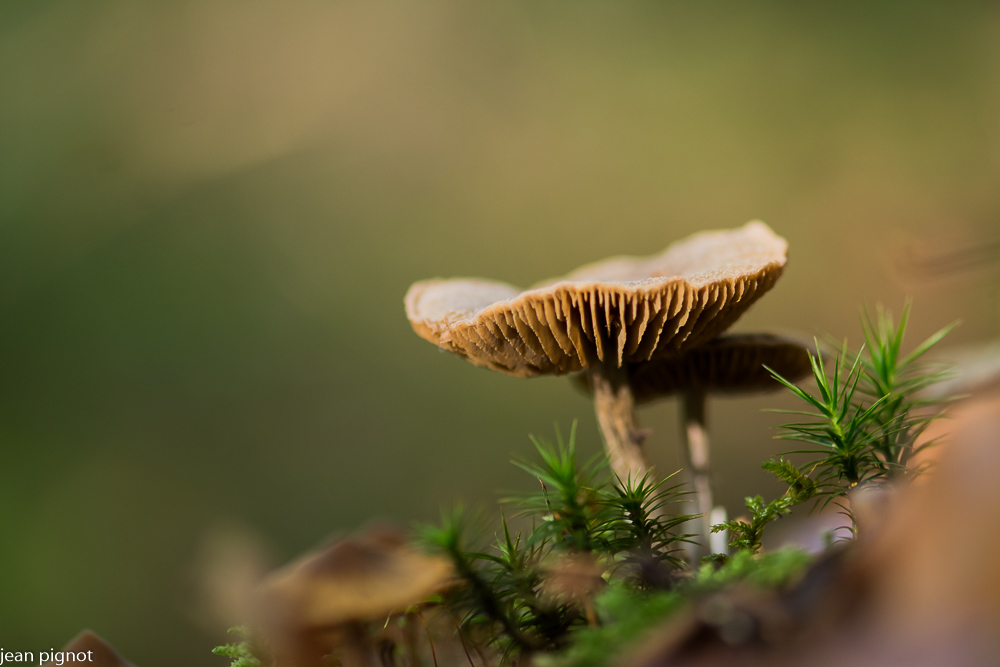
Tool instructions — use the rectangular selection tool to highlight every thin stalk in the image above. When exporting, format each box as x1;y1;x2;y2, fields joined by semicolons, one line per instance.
588;364;651;484
680;388;712;563
403;611;423;667
340;620;378;667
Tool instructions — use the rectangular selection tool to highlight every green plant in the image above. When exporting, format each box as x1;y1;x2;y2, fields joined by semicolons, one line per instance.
419;425;695;662
598;471;692;572
548;583;683;667
690;548;811;590
510;427;609;554
859;302;957;470
553;548;811;667
714;495;793;555
763;303;953;535
711;458;818;554
770;342;891;491
421;506;543;657
212;626;268;667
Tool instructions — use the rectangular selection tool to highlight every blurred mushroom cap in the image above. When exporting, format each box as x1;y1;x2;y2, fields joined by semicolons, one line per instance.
620;333;813;403
265;530;453;628
405;221;788;378
43;631;135;667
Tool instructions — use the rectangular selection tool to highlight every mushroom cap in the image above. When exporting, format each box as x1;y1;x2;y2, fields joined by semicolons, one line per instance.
616;333;813;403
265;531;453;627
405;221;787;378
43;631;136;667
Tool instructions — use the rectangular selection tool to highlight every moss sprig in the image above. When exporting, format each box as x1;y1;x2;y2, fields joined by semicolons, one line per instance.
420;425;695;662
764;303;954;535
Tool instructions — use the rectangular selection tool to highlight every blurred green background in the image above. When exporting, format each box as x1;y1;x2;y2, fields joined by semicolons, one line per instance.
2;1;999;663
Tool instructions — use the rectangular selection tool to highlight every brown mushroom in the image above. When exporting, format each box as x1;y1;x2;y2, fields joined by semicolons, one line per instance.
405;221;788;483
41;631;136;667
604;333;813;560
261;528;452;667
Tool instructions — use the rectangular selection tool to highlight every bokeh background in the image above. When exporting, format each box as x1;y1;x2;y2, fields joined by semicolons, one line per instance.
2;1;1000;664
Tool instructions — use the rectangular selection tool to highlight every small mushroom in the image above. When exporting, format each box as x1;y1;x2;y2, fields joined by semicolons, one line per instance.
42;631;136;667
606;333;813;560
261;528;452;667
405;221;788;483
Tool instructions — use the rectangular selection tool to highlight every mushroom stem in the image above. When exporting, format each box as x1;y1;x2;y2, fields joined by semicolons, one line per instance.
403;612;423;667
589;365;651;484
680;388;713;563
340;621;378;667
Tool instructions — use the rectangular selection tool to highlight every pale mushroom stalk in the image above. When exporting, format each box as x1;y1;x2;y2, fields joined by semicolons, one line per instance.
679;388;713;562
589;363;651;484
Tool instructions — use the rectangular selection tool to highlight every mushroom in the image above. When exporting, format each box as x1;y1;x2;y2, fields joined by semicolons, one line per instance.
261;527;453;667
42;631;136;667
405;221;788;483
598;333;813;560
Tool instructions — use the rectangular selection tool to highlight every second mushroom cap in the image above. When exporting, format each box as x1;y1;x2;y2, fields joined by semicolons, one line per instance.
611;333;814;403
